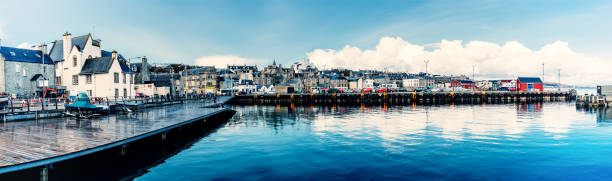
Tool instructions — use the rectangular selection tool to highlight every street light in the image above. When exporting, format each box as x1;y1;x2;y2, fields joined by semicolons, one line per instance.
424;60;430;88
472;64;475;91
33;42;53;97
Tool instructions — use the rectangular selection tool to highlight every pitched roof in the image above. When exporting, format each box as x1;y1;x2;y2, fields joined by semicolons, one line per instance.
0;46;53;64
518;77;542;83
30;74;46;81
80;56;113;74
146;73;179;87
101;50;132;73
79;54;133;75
182;66;215;76
49;34;90;62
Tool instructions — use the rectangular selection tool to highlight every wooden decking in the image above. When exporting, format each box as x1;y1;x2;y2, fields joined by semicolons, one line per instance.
0;96;234;173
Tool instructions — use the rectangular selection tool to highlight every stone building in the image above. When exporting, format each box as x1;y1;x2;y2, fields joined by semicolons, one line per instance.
181;66;217;95
0;46;55;97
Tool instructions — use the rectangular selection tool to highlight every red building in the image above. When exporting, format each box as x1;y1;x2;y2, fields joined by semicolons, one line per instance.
516;77;543;92
451;80;477;89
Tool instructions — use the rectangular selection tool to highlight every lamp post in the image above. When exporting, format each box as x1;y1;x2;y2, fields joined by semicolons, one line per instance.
127;56;142;100
33;42;52;95
424;60;430;88
472;64;475;91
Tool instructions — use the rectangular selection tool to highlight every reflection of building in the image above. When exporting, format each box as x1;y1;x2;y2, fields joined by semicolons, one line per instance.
0;46;55;97
596;108;612;123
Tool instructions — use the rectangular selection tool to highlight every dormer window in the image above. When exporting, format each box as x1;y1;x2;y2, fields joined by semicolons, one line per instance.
73;55;78;67
35;54;41;58
88;55;92;59
132;66;137;72
9;52;15;56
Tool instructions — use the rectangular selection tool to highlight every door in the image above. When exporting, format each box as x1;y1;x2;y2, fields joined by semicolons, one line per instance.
528;84;533;91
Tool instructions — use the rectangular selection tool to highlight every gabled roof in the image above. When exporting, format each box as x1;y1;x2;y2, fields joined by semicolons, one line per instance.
80;57;113;74
0;46;53;64
101;50;132;73
330;75;347;80
30;74;46;81
182;66;216;76
146;73;180;87
49;34;90;62
80;54;133;75
517;77;542;83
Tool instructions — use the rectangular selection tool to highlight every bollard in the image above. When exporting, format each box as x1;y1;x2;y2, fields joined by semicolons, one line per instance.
120;144;128;157
40;167;48;181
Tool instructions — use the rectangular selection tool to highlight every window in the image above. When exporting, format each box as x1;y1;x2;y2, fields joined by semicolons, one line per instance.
9;52;16;56
88;55;92;59
56;76;62;86
130;74;133;84
23;68;26;77
123;73;126;84
35;54;41;58
114;73;119;83
15;64;20;72
72;75;78;85
115;88;119;98
123;88;127;97
73;56;78;67
87;90;92;96
86;75;92;84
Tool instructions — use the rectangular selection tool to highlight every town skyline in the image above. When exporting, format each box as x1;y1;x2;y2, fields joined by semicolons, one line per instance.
1;0;610;85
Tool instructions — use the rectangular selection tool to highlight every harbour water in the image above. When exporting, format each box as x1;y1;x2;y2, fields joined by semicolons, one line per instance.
134;100;612;180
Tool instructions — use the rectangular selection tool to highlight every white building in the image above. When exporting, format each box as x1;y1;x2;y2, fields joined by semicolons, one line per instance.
363;79;374;88
49;32;135;98
402;77;419;88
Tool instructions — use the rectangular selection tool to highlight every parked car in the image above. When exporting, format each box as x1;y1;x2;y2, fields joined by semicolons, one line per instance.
361;88;373;93
376;88;388;93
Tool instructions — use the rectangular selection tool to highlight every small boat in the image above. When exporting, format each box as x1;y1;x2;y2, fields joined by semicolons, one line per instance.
65;93;104;119
116;101;143;112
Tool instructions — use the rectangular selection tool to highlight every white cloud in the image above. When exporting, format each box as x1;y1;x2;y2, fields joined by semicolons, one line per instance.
195;55;258;68
16;42;35;49
307;37;610;86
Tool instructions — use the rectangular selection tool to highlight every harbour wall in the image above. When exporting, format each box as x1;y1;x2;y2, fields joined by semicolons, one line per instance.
231;91;576;105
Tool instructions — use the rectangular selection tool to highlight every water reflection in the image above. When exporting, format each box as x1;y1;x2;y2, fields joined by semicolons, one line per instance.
228;102;599;153
137;101;612;180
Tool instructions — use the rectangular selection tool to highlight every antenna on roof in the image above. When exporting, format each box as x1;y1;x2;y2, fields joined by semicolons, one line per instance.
92;25;96;37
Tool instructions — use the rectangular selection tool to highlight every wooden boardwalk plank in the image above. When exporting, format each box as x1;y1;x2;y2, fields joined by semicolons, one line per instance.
0;97;232;167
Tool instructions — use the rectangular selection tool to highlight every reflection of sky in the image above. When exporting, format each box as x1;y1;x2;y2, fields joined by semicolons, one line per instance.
225;103;603;154
304;102;595;151
137;103;612;180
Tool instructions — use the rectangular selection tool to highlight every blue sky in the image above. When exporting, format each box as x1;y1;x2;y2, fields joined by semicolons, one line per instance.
0;0;610;66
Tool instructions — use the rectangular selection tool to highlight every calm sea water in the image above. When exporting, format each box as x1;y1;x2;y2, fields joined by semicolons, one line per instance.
134;101;612;180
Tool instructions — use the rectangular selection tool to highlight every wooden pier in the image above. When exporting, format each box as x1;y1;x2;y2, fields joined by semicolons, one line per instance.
0;97;235;180
231;91;576;105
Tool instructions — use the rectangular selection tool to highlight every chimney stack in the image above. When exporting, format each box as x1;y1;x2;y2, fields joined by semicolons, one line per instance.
62;32;72;60
111;50;118;60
